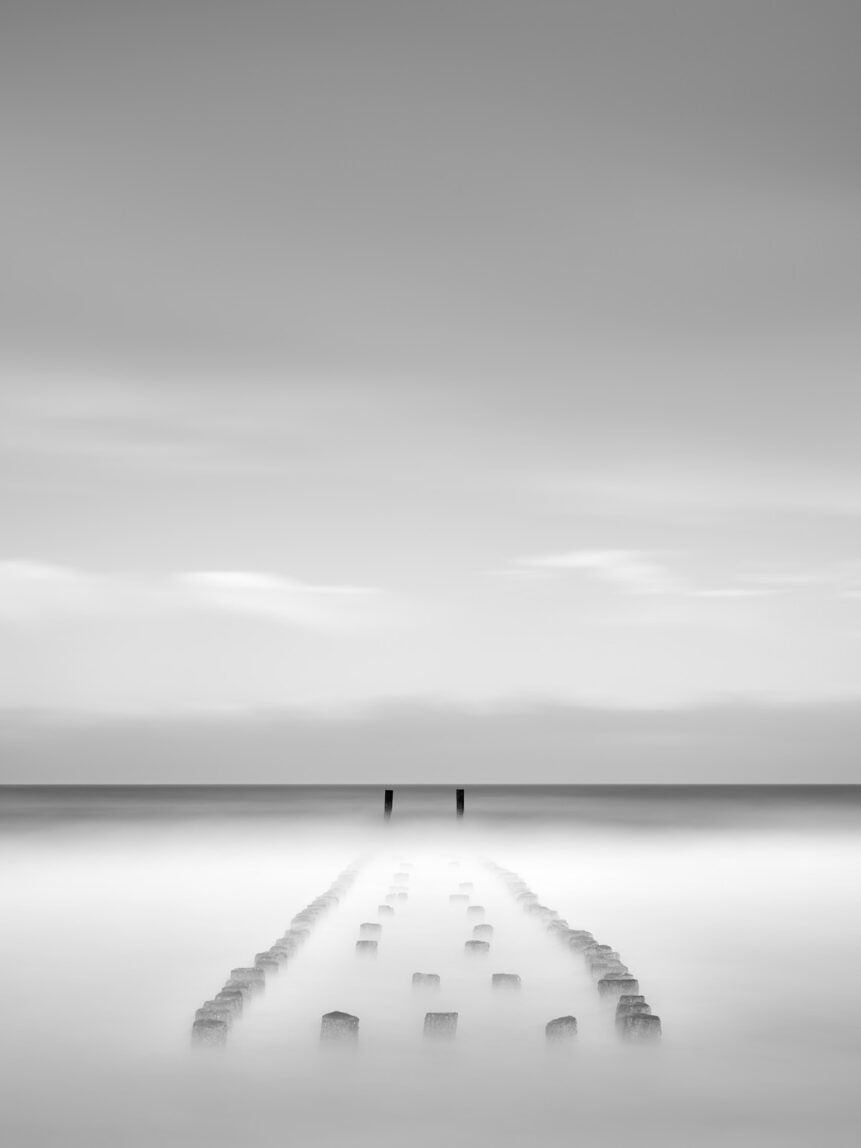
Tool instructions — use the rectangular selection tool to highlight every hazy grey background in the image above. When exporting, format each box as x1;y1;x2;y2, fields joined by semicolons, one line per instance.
2;2;860;777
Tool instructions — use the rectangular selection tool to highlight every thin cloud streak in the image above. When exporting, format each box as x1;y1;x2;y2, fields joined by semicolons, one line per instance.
0;561;388;631
514;549;683;595
175;571;384;631
504;549;775;600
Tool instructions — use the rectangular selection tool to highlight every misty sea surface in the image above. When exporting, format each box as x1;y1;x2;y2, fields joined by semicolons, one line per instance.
2;785;860;1148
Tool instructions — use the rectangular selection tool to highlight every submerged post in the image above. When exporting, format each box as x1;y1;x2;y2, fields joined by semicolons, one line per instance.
384;789;393;818
321;1011;359;1043
456;788;465;817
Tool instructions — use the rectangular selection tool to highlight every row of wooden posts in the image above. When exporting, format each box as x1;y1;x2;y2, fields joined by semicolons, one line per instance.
192;852;662;1046
191;860;363;1046
330;863;578;1044
486;861;662;1042
321;1009;579;1043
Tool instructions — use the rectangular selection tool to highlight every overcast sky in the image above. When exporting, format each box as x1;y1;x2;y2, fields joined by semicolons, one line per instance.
2;1;860;728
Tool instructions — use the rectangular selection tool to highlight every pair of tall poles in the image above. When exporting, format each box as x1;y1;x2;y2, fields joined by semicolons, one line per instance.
383;789;464;818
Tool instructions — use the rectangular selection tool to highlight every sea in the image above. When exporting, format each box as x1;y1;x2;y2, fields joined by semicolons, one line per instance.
1;785;860;1147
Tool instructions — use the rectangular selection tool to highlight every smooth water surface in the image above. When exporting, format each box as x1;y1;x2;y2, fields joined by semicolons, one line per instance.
1;786;859;1147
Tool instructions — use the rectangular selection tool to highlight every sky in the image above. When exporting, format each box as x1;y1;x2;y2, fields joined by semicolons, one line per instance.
1;1;861;769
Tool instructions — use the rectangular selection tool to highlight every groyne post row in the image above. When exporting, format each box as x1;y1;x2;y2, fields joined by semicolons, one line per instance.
323;1008;581;1044
484;861;662;1043
335;861;570;1043
446;868;548;1026
194;856;658;1049
191;859;364;1046
353;862;415;957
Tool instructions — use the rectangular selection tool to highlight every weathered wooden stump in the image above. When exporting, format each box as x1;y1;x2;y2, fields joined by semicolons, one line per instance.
594;966;631;984
567;932;595;951
464;940;490;956
582;943;613;959
412;972;441;988
195;1004;234;1027
292;911;320;926
472;924;494;939
590;957;627;978
222;980;252;1001
214;989;244;1013
449;893;469;903
459;882;474;892
619;1013;662;1042
615;1003;652;1029
525;904;556;920
308;896;337;912
598;975;640;997
545;1016;578;1042
321;1011;359;1042
378;905;395;915
359;922;382;939
355;940;378;957
466;905;485;919
192;1018;228;1046
424;1012;458;1039
491;973;521;990
230;967;265;992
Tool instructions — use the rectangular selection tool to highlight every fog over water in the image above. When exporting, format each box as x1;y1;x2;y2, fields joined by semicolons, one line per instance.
1;787;859;1147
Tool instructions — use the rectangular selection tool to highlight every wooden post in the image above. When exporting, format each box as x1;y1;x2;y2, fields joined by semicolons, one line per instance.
384;789;393;818
321;1011;359;1042
456;788;464;817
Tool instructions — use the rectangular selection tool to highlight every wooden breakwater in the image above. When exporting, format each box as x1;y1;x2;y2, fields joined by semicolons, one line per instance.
191;850;662;1049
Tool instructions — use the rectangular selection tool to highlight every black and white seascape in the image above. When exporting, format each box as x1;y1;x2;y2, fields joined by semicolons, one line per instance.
2;2;861;1146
